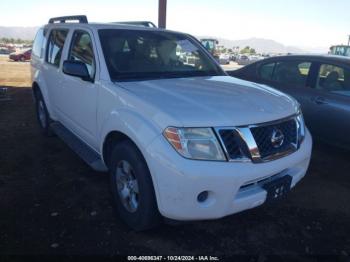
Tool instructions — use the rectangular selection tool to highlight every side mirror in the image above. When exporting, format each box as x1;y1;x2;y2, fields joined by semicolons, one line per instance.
63;60;92;82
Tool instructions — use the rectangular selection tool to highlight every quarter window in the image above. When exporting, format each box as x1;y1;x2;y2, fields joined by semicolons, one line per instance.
46;29;68;67
32;28;46;58
69;31;96;78
316;64;350;97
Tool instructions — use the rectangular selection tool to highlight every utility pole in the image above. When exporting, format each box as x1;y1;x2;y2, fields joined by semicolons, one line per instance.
348;35;350;46
158;0;167;29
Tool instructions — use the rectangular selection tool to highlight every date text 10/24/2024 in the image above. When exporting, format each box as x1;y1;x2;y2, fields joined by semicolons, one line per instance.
127;256;220;261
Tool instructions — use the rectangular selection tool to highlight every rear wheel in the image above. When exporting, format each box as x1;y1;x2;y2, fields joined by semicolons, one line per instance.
34;90;53;136
110;140;161;231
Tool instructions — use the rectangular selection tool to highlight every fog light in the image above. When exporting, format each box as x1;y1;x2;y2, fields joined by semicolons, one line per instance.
197;191;209;203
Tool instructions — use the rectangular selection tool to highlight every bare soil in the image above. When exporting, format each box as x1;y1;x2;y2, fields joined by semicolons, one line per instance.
0;56;350;259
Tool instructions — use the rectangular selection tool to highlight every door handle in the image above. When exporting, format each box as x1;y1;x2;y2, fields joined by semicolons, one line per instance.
313;96;328;105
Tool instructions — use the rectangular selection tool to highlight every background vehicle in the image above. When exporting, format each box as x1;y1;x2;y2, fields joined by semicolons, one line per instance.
229;54;237;62
200;38;219;60
229;55;350;149
0;48;11;55
236;54;250;65
330;45;350;57
249;55;263;63
219;53;230;64
9;49;32;61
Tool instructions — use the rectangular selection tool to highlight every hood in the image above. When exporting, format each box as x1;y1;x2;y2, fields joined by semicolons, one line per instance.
118;76;299;127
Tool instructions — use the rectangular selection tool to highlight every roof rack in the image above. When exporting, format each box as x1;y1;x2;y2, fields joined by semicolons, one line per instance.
113;21;157;28
48;15;88;24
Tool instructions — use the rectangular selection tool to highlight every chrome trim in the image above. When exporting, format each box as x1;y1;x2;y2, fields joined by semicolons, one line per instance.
214;128;251;162
215;114;302;164
235;127;261;162
237;113;298;128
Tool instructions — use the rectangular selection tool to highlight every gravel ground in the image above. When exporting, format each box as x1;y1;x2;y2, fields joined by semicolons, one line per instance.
0;58;349;260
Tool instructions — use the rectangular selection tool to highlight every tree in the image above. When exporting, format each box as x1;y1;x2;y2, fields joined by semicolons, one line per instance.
0;37;33;45
240;46;256;55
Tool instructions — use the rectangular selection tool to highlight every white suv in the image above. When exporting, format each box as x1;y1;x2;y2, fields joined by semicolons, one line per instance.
31;16;312;230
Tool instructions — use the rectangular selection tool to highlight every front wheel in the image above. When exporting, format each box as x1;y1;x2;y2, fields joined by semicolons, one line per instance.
110;140;161;231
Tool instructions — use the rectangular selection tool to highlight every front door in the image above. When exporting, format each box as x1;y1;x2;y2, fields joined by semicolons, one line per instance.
59;29;99;149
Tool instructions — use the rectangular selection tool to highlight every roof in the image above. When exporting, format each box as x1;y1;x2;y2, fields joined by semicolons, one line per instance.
331;45;350;48
261;54;350;64
43;21;187;36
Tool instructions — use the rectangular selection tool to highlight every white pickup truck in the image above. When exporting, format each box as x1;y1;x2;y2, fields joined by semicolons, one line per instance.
31;16;312;230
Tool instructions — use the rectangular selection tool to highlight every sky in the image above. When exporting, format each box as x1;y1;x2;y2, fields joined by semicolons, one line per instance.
0;0;349;49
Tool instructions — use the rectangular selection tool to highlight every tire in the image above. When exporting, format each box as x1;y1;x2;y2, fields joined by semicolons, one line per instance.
34;90;53;136
110;140;161;231
20;56;25;62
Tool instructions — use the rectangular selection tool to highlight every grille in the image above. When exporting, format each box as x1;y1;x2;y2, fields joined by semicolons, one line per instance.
218;129;244;159
250;119;297;159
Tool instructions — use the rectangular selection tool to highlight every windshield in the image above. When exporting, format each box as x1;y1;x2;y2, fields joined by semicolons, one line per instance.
98;29;224;81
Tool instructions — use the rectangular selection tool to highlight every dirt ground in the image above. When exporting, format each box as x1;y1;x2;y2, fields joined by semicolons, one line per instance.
0;56;350;259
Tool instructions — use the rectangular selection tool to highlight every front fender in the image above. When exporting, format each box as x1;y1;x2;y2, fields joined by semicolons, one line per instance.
98;108;164;209
99;108;162;161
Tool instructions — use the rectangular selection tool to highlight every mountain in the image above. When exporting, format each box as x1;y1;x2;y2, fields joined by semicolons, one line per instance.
199;36;309;54
222;37;304;54
0;26;38;40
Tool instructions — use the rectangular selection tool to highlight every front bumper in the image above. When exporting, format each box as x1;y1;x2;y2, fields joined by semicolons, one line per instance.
144;129;312;220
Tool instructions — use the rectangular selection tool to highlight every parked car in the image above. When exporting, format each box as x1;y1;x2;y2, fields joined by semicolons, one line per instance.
228;54;236;62
236;54;250;65
228;55;350;149
249;55;264;63
31;15;312;230
0;48;11;55
219;53;230;65
9;49;32;61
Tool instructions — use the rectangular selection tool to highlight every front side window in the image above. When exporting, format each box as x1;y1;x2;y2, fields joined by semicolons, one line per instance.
272;61;311;87
316;64;350;97
46;29;68;67
69;30;95;78
98;29;224;81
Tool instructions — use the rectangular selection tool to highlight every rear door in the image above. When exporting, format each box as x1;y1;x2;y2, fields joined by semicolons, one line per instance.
43;28;69;118
307;63;350;147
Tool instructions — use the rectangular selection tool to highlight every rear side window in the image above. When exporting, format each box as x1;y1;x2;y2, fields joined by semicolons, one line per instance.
272;61;311;87
68;30;95;78
316;64;350;97
46;29;68;67
260;62;275;80
32;28;46;58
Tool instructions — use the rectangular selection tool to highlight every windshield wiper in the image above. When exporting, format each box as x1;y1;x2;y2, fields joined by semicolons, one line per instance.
112;70;223;82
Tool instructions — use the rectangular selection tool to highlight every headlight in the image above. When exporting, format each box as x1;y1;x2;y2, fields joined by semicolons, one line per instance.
163;127;226;161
